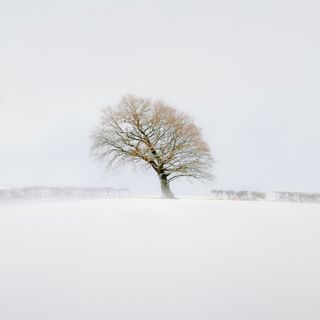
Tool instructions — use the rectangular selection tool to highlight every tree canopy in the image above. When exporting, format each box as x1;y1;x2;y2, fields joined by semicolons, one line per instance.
91;95;214;198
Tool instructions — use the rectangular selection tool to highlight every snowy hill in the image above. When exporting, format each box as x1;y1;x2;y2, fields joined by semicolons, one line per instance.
0;199;319;320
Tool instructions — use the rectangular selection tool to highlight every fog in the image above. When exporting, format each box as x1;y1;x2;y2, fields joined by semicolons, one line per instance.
1;0;319;195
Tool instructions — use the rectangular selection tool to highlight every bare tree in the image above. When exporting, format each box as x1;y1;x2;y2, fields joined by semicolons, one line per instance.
91;95;214;198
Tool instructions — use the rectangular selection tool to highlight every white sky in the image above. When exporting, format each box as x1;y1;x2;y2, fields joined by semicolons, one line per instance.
0;0;319;195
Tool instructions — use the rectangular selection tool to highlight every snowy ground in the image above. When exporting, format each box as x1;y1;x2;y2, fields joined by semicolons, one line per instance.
0;199;319;320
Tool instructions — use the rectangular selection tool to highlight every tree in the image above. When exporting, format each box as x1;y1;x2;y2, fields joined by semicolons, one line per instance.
90;95;214;198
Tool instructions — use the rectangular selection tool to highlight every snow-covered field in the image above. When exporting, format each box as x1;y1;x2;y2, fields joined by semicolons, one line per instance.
0;199;319;320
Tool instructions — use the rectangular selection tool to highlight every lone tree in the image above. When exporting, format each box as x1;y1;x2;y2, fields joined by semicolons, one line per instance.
91;95;214;198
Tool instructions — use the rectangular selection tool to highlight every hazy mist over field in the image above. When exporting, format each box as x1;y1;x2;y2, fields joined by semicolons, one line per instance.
1;0;319;195
1;3;320;319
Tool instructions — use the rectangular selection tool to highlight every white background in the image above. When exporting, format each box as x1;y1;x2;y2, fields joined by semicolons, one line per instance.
1;0;319;195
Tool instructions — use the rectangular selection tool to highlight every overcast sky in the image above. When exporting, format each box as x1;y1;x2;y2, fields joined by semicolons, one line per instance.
0;0;319;195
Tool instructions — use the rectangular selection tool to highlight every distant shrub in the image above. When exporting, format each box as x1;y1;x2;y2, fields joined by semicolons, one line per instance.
251;191;266;201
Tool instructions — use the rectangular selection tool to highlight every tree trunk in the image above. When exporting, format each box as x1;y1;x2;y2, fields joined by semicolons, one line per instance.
159;176;175;199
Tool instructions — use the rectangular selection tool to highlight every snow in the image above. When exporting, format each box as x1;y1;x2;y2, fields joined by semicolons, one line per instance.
0;199;320;320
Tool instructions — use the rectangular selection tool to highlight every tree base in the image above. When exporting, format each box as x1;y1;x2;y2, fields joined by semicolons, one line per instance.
160;178;176;199
161;193;176;199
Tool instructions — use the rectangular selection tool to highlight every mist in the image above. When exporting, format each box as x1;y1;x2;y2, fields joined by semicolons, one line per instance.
1;0;319;195
1;2;320;319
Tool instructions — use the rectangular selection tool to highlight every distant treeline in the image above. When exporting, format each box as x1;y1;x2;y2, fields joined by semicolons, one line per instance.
210;190;266;201
211;190;320;203
0;186;130;201
275;192;320;203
